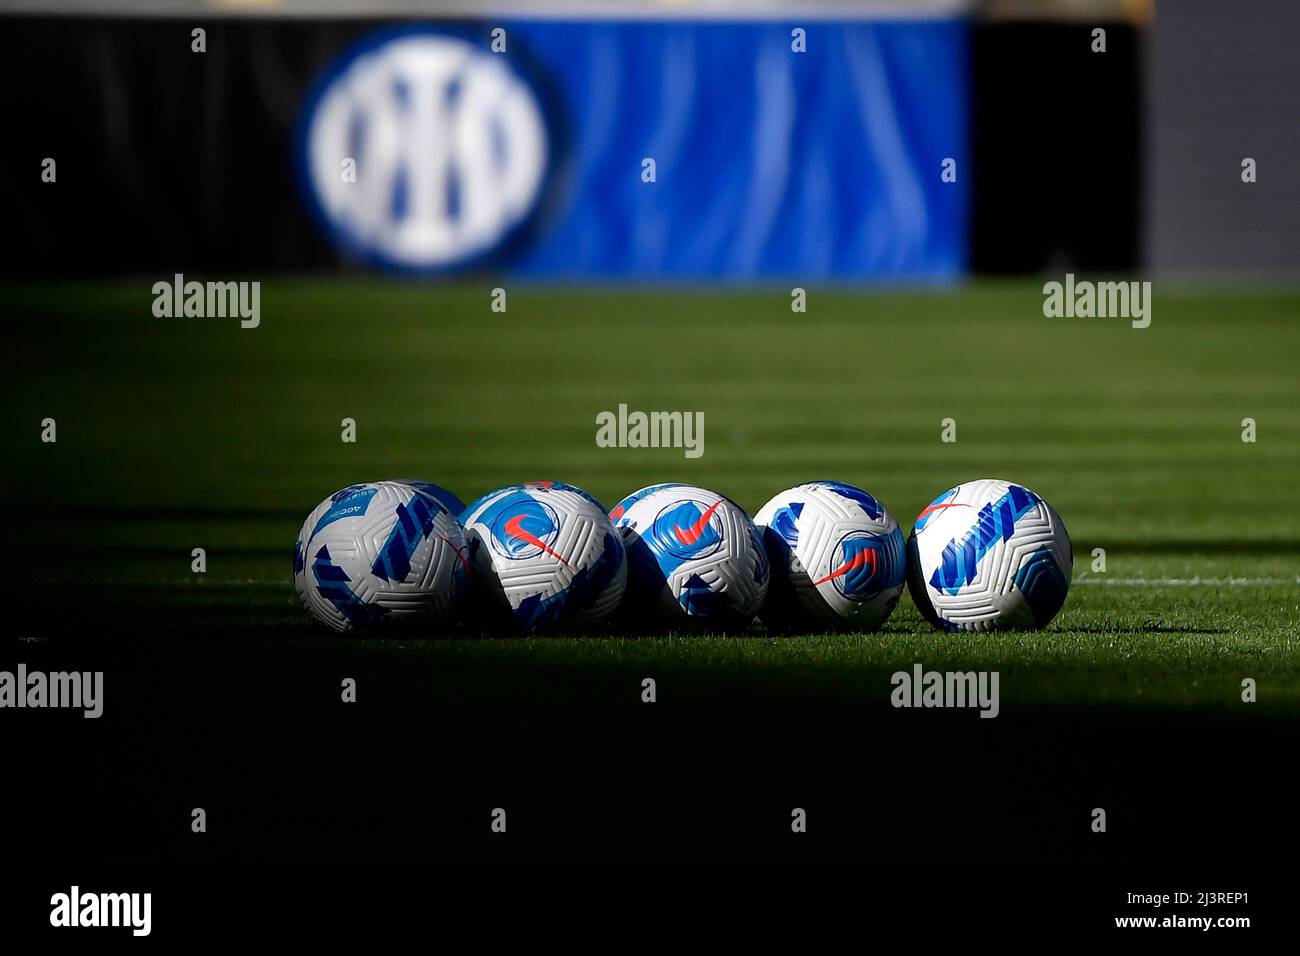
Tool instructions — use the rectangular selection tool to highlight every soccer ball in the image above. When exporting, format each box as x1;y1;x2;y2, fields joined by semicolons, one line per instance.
459;481;626;632
906;478;1072;631
753;481;906;632
609;483;769;629
293;480;470;633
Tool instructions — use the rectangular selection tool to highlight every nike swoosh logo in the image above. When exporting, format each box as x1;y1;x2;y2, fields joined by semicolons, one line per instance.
917;502;970;520
504;514;570;566
814;548;877;586
673;500;722;546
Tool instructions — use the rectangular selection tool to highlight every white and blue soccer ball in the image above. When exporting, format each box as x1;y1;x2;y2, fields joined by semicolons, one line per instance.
610;483;769;629
460;481;626;633
293;480;470;633
906;478;1072;632
753;481;906;632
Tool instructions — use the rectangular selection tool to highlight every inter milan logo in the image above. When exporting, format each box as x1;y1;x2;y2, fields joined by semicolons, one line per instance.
299;30;549;271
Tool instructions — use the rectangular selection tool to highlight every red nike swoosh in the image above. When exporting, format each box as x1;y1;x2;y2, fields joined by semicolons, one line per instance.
917;502;970;520
814;548;877;586
674;500;722;546
504;514;571;567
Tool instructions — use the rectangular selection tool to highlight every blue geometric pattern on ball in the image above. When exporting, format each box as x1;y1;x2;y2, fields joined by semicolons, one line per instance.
930;485;1040;595
1012;547;1070;627
459;486;516;524
311;485;378;539
513;530;624;630
678;573;731;616
313;544;387;628
876;528;907;589
371;494;439;583
403;481;464;515
293;539;304;575
769;502;803;546
814;480;881;519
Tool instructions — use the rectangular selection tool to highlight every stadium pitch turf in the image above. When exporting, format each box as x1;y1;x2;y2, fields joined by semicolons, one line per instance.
5;279;1299;864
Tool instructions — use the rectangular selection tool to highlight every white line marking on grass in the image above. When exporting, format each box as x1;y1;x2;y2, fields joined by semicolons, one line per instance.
1075;577;1300;586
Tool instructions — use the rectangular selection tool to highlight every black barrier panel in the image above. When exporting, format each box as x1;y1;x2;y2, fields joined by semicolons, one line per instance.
971;21;1142;274
1;18;379;278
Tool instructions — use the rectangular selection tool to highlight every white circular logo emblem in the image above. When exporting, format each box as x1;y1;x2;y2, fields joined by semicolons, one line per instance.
300;31;548;271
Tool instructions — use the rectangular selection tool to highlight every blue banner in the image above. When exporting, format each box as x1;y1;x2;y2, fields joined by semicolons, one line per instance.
297;20;969;281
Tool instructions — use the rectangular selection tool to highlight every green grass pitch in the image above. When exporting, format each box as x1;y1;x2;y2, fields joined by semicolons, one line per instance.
5;279;1298;864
